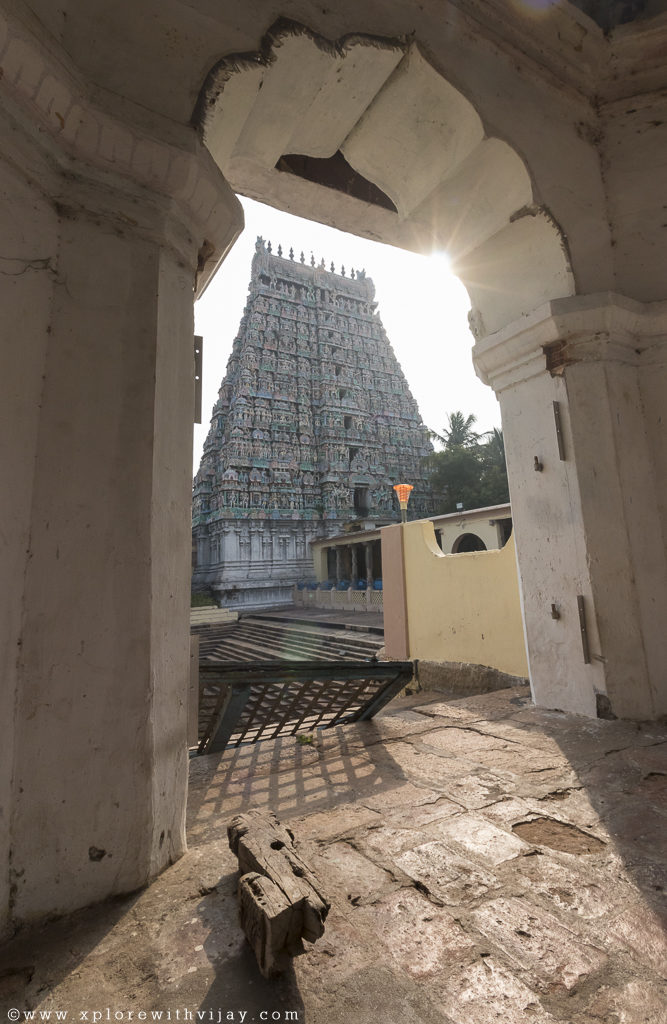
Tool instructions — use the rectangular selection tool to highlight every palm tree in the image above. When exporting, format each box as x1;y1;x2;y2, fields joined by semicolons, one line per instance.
484;426;505;463
427;419;509;512
479;426;510;504
429;411;481;450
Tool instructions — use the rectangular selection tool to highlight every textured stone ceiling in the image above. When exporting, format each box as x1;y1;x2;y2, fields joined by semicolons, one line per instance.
568;0;660;32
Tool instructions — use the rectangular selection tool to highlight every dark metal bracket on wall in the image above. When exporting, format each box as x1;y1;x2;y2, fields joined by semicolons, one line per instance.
577;595;591;664
553;401;566;460
194;334;203;424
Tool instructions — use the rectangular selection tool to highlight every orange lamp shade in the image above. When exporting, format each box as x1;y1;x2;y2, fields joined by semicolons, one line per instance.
393;483;414;509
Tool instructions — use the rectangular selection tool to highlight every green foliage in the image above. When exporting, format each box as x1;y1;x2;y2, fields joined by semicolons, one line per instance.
191;591;216;607
297;733;314;746
429;411;481;449
428;414;509;513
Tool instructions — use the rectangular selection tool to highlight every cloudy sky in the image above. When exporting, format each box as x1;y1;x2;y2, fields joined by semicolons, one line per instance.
193;196;501;473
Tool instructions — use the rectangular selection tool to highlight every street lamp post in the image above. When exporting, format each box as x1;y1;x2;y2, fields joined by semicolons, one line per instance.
393;483;414;523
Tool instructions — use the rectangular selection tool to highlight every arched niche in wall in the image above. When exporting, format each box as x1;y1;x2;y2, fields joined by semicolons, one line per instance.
452;533;488;554
193;19;575;340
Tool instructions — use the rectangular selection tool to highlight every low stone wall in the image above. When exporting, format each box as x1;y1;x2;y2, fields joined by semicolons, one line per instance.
214;584;294;611
415;659;529;697
294;586;383;612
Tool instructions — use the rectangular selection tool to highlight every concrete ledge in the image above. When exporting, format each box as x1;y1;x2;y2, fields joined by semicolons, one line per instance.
190;607;238;626
248;611;384;635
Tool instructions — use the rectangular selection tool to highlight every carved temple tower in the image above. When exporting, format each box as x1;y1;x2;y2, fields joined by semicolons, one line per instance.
192;237;435;609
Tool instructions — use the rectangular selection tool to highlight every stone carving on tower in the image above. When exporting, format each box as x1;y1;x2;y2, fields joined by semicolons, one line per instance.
192;237;435;608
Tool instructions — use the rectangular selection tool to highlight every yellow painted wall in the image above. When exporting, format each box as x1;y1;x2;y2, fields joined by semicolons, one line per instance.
401;521;528;677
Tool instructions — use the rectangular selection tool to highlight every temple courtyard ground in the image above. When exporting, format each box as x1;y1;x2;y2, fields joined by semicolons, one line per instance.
2;686;666;1023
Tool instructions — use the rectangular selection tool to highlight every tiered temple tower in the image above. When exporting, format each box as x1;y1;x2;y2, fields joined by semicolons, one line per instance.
192;237;435;609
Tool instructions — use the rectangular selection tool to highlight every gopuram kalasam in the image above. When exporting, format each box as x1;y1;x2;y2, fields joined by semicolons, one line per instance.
192;237;435;609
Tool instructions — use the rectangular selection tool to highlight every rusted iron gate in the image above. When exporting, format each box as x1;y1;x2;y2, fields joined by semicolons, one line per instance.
196;660;414;755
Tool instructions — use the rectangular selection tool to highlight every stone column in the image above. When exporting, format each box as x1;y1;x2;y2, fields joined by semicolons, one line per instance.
250;527;262;562
0;5;242;933
351;544;358;582
341;544;349;580
374;539;383;581
365;541;374;586
220;527;234;564
240;534;252;566
474;293;667;720
335;547;342;584
196;531;210;568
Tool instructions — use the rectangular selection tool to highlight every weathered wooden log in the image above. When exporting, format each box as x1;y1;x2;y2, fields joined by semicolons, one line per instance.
228;809;330;977
237;873;299;977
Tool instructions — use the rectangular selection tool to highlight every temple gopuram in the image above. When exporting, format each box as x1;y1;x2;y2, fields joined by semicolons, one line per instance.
192;237;435;609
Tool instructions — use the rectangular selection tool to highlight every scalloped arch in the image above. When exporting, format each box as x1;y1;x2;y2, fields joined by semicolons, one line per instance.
196;20;574;338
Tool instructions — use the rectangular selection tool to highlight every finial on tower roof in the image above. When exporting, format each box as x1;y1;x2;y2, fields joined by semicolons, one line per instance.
300;251;305;264
267;240;272;254
289;247;294;260
330;261;335;273
277;243;282;257
320;257;325;268
310;253;315;267
341;265;346;277
351;268;355;279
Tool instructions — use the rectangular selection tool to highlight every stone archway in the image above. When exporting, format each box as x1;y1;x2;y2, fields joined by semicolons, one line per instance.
192;19;667;725
194;20;575;340
190;20;583;708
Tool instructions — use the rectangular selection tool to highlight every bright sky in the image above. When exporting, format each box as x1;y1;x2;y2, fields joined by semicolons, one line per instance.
193;196;501;473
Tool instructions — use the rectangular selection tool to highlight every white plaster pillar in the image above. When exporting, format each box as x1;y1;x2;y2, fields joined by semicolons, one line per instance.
0;141;59;941
0;6;242;933
474;293;667;720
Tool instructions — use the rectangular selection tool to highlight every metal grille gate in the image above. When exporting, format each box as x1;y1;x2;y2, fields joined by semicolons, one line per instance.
196;660;414;755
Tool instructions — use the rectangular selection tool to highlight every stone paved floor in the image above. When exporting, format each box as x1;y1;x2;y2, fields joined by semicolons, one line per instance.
2;687;666;1023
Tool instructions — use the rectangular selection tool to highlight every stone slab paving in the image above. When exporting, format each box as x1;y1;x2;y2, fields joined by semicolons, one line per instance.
2;687;666;1024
